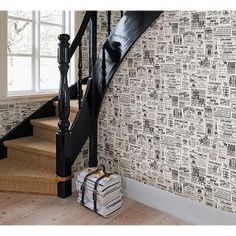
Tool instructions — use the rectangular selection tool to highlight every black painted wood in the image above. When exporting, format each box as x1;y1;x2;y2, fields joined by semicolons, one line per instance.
82;76;89;85
69;12;92;59
103;40;121;63
70;79;92;163
96;11;163;115
57;34;71;135
57;34;72;197
57;180;72;198
107;11;111;36
102;45;106;91
88;12;98;168
77;41;83;109
56;11;97;197
56;12;98;197
56;131;72;198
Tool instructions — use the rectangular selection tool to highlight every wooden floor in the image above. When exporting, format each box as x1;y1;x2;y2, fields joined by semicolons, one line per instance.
0;192;190;225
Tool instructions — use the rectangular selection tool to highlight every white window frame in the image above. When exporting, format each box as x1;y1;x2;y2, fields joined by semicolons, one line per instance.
8;12;35;95
0;10;76;104
0;11;8;98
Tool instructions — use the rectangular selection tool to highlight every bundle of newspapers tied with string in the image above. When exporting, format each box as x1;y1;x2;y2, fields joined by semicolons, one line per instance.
76;164;123;217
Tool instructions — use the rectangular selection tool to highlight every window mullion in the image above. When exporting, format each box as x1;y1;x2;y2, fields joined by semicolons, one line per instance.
62;11;66;33
63;11;71;85
65;11;73;85
0;11;8;97
31;11;36;93
34;11;40;93
8;16;33;23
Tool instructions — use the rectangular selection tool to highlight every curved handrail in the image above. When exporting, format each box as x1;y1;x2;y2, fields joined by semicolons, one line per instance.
69;11;163;167
96;11;163;116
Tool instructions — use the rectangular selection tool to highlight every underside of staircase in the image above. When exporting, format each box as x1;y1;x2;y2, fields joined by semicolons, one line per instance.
0;100;78;195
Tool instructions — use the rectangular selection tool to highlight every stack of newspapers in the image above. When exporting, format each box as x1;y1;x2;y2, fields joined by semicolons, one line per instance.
76;167;123;217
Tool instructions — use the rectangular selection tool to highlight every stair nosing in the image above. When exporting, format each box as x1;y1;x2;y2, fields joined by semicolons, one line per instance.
53;100;79;113
0;174;57;183
30;117;58;131
3;137;56;158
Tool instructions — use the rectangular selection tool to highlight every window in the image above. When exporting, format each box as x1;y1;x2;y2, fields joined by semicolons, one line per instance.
6;11;72;95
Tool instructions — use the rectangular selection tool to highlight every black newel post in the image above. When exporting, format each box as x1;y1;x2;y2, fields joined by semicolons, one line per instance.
58;34;70;134
56;34;72;198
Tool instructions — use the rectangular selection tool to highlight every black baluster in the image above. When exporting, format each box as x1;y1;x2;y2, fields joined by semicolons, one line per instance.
88;11;98;168
107;11;111;36
77;41;83;109
120;11;123;18
57;34;70;134
102;45;106;91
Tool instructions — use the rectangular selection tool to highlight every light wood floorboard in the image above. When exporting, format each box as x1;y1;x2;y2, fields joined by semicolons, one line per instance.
0;192;190;225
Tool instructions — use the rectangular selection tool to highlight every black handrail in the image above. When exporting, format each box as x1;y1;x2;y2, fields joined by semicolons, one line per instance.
69;11;94;59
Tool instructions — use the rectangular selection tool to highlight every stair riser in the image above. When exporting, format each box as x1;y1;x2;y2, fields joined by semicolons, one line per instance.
0;180;57;195
57;112;77;122
8;149;56;171
69;111;77;121
33;127;57;143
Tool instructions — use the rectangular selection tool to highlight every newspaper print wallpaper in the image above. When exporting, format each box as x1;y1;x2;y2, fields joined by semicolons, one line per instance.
0;101;46;138
94;11;236;213
2;11;235;213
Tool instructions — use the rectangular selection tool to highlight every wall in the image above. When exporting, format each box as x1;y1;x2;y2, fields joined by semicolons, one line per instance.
94;11;236;213
0;100;46;138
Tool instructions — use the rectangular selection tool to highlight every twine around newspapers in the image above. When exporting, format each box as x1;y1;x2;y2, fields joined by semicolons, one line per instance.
80;164;112;214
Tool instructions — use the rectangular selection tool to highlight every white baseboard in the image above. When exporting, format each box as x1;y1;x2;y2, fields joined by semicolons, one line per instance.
122;177;236;225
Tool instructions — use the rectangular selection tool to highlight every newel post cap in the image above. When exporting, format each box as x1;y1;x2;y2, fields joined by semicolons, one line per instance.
58;34;70;42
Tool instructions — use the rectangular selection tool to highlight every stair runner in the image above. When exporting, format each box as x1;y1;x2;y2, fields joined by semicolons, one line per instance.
0;100;78;195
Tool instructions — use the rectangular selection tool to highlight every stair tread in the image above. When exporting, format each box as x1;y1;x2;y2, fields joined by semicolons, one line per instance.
30;116;74;131
30;116;58;131
3;136;56;158
0;158;57;182
53;99;79;113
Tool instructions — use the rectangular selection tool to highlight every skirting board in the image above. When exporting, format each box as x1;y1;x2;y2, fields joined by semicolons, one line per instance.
121;177;236;225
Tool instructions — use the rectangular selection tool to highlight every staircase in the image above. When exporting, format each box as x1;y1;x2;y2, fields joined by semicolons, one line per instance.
0;99;79;195
0;11;163;197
